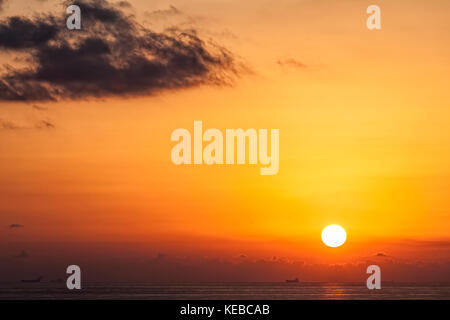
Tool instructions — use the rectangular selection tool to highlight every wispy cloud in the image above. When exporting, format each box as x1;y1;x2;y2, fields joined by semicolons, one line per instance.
13;250;29;259
31;104;48;111
9;224;24;228
36;119;55;129
0;118;55;130
116;1;131;9
376;252;388;257
146;5;182;18
0;118;21;130
277;58;307;69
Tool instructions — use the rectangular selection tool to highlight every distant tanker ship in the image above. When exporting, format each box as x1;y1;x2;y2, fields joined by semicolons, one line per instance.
21;276;43;283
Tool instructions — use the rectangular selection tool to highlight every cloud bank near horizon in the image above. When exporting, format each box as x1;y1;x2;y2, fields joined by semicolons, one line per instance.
2;240;450;283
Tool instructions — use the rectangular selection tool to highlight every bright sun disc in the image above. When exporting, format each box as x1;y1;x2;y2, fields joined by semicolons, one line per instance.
321;225;347;247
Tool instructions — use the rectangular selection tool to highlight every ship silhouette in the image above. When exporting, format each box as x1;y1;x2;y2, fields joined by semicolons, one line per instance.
285;277;299;283
21;276;43;283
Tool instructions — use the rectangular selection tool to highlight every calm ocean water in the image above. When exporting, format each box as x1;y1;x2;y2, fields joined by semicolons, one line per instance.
0;282;449;300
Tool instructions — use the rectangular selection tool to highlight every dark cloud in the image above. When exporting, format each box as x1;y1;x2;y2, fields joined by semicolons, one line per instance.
376;252;388;257
0;16;59;49
0;0;239;102
277;58;307;69
9;224;24;228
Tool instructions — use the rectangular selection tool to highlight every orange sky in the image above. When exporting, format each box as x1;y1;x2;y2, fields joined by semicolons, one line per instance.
1;0;450;282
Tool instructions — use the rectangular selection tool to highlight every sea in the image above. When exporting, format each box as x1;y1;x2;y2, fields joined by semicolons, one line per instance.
0;282;449;300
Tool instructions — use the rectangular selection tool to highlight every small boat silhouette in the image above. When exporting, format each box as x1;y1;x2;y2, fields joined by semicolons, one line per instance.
21;276;43;283
286;278;299;283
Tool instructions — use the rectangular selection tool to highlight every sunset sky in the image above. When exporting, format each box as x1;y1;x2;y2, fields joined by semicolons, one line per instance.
1;0;450;282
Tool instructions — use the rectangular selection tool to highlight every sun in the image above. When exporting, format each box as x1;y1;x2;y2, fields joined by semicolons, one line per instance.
321;225;347;247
